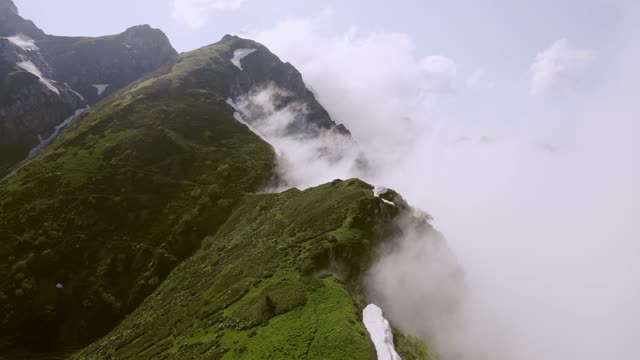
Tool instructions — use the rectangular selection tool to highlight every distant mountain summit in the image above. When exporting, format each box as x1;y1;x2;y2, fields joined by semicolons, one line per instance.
0;0;18;16
0;1;177;174
0;0;44;39
221;34;350;135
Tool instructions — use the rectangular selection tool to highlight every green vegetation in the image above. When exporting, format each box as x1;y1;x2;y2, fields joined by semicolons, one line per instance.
0;39;273;349
0;33;433;358
393;328;438;360
76;179;415;359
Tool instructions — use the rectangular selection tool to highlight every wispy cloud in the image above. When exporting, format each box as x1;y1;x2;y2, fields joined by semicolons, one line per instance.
530;38;593;96
244;11;459;150
172;0;246;29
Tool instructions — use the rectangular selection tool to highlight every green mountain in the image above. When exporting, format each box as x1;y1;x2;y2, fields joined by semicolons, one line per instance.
0;0;177;175
0;6;441;359
76;179;433;360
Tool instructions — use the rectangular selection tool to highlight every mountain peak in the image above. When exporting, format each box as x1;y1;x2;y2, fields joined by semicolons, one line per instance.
0;0;44;39
0;0;18;16
221;33;239;41
124;24;153;32
121;24;176;52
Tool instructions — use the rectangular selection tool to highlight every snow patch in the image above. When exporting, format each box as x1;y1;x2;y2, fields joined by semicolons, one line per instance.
122;42;132;49
17;61;59;94
373;186;395;206
231;48;257;70
225;97;240;111
29;106;89;157
363;304;401;360
5;33;39;51
374;186;389;197
65;83;85;101
381;198;396;206
225;97;272;144
93;84;110;96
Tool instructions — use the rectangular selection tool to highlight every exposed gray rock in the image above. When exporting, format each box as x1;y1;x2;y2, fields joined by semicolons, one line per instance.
0;0;44;39
39;24;178;104
223;35;350;136
0;3;178;175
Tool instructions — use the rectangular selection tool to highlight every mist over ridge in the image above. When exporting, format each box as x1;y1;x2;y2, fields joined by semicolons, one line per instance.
230;5;640;359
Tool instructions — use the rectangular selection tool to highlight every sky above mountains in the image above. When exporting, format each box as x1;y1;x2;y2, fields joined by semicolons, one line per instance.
16;0;621;96
14;0;631;142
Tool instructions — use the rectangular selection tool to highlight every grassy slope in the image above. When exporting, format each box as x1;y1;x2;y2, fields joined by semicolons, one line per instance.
0;39;274;349
1;35;434;358
77;179;429;359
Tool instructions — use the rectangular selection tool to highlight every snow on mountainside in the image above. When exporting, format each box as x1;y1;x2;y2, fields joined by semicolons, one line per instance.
92;84;110;96
16;60;59;94
5;32;38;50
363;304;402;360
231;48;257;70
0;1;178;176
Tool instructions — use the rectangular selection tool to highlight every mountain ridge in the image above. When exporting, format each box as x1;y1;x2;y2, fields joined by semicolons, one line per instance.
0;5;441;359
0;1;178;175
0;31;356;353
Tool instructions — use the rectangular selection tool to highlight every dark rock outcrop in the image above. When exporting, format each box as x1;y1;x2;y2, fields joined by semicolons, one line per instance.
0;2;178;175
0;0;44;39
223;35;350;136
39;24;178;104
0;36;82;174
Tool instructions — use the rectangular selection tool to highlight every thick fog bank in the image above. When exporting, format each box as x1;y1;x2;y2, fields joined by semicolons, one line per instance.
233;5;640;359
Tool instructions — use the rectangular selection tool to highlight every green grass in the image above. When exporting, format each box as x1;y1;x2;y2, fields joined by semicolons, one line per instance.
74;179;427;359
0;34;433;358
218;276;373;360
0;40;274;349
393;329;438;360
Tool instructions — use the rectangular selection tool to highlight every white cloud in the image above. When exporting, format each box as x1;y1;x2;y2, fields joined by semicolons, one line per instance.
172;0;246;29
244;12;459;151
239;9;640;360
530;38;593;96
466;69;495;90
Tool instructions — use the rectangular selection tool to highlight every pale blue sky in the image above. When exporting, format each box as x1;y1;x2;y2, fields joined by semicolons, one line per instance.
16;1;621;61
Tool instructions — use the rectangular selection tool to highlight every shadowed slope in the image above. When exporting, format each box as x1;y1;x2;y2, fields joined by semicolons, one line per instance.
0;36;274;351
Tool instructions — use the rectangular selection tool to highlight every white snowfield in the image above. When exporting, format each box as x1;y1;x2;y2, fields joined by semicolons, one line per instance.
374;186;389;197
17;60;59;94
225;97;272;144
363;304;402;360
373;186;395;206
93;84;110;96
5;33;39;51
231;48;257;70
65;83;85;101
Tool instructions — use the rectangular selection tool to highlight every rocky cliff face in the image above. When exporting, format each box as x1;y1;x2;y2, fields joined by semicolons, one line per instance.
0;35;83;174
39;24;178;104
226;35;350;135
0;1;177;175
0;0;17;14
0;0;44;39
200;35;350;136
